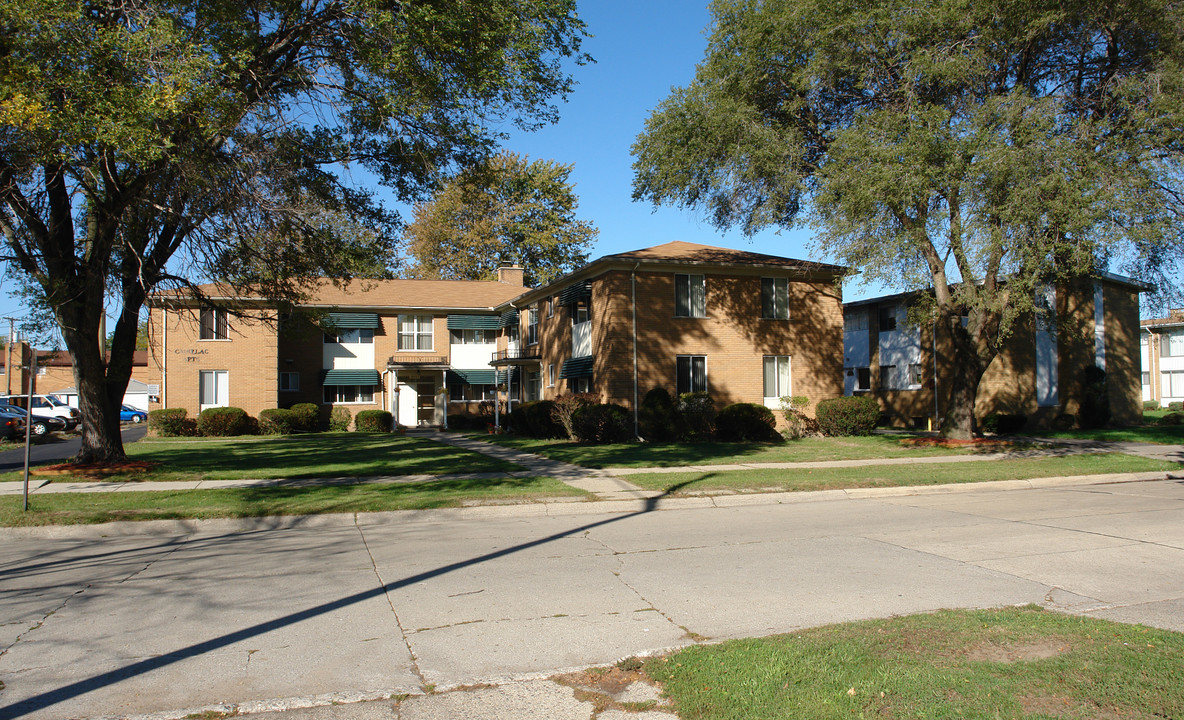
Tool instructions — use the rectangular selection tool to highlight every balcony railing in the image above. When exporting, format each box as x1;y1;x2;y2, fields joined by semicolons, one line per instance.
491;347;542;363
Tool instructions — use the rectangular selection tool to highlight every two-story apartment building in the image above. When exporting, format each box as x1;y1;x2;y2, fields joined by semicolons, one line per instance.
1140;311;1184;407
147;242;850;429
842;275;1148;429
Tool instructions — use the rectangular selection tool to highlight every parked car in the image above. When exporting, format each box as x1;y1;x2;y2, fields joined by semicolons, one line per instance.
0;394;80;429
120;405;148;423
0;404;66;437
0;414;21;441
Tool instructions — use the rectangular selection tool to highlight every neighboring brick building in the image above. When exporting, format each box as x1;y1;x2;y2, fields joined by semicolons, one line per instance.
1140;310;1184;407
842;275;1148;430
147;242;850;429
0;341;157;409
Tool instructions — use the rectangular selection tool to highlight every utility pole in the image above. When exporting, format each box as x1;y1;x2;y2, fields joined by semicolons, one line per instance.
4;317;14;395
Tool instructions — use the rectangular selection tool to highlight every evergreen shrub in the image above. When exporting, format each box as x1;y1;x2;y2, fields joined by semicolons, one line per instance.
259;408;297;435
571;403;632;444
815;396;880;436
329;406;352;431
355;410;393;432
715;403;781;442
197;407;255;436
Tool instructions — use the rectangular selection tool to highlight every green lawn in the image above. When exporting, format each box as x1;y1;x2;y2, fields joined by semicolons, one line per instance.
472;433;989;468
0;476;585;526
0;433;520;483
1037;419;1184;445
644;606;1183;720
626;453;1177;494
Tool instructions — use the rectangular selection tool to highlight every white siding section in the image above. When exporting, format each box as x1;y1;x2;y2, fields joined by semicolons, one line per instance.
878;306;922;390
572;321;592;357
1093;281;1106;370
1035;284;1059;407
843;310;869;396
323;340;374;370
450;343;496;369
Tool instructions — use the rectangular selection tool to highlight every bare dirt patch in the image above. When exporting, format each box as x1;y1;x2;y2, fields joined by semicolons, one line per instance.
964;639;1069;663
553;663;673;714
31;460;160;479
900;437;1019;449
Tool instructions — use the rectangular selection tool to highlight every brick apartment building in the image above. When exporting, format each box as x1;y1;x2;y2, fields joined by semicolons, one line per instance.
146;241;850;428
0;340;157;409
1140;311;1184;407
842;275;1148;430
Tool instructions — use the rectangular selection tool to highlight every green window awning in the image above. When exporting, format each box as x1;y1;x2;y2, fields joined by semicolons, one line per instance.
448;369;497;385
558;281;591;306
322;369;381;386
325;312;380;329
496;367;521;384
559;356;594;379
447;314;500;330
498;309;520;328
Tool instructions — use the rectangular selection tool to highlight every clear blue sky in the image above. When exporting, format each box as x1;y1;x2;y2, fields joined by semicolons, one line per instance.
0;0;883;342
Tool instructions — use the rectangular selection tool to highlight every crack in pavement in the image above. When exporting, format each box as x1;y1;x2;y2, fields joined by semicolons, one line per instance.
354;514;428;692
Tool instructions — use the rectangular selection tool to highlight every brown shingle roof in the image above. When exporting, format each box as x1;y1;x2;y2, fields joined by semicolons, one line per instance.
599;241;848;273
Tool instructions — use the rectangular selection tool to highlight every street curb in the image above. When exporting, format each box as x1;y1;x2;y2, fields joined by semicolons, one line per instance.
0;471;1177;540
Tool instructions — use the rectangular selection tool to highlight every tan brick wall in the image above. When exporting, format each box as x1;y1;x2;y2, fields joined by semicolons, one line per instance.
1103;282;1141;424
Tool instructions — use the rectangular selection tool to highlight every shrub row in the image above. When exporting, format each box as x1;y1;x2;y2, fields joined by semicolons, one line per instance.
980;412;1028;435
814;396;880;436
148;404;394;437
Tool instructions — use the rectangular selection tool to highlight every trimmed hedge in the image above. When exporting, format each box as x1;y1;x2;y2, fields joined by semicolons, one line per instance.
448;413;486;431
1144;400;1161;411
981;412;1027;435
639;387;678;442
677;392;715;440
259;408;297;435
815;396;880;436
715;403;781;442
355;410;393;432
148;408;192;437
1157;412;1184;426
1169;401;1183;412
329;406;352;431
571;403;632;444
509;400;564;438
289;403;320;432
197;407;256;437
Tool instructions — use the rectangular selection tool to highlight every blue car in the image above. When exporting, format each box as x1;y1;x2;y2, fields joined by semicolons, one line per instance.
120;405;148;423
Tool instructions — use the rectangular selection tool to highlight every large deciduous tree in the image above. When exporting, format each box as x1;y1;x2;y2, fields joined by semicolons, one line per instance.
0;0;588;462
404;151;596;286
632;0;1184;438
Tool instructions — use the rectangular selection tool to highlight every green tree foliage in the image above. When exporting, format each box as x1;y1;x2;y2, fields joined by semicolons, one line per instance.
0;0;588;461
404;151;597;286
633;0;1184;437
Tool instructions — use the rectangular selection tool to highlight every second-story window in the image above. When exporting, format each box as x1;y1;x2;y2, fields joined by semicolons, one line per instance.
879;305;897;332
398;315;433;351
200;308;229;340
324;328;373;344
450;329;496;345
675;274;706;318
527;307;539;345
761;278;789;319
573;298;590;325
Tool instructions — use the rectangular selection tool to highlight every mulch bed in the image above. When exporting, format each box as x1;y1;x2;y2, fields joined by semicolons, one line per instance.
30;460;160;480
899;437;1018;449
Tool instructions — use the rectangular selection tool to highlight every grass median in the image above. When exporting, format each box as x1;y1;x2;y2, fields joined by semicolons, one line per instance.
641;606;1183;720
625;453;1178;494
0;433;519;483
0;476;587;527
472;433;988;468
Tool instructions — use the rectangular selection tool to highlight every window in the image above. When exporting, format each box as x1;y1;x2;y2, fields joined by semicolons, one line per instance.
450;329;496;345
398;315;433;351
675;274;706;318
1142;371;1151;386
323;385;375;403
878;305;897;332
763;356;791;398
676;355;707;394
761;278;789;320
279;372;299;392
547;363;555;387
200;308;229;340
324;328;374;344
573;299;590;325
548;297;555;318
853;367;871;392
1163;371;1184;398
506;325;519;345
525;369;541;400
570;376;592;394
845;310;867;331
1162;330;1184;357
450;384;496;403
199;370;229;408
527;307;539;345
908;363;924;387
880;365;896;388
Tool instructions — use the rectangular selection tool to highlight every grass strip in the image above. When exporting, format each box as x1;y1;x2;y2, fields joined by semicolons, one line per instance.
0;433;519;483
625;453;1178;493
472;433;983;468
1037;423;1184;445
644;606;1184;720
0;476;584;527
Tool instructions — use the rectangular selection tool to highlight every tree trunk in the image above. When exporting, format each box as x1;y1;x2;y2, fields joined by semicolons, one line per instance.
63;327;128;464
938;313;991;440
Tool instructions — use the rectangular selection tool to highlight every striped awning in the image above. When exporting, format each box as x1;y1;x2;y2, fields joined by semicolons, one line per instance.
498;309;520;328
558;281;591;306
559;356;594;379
448;369;497;385
447;314;500;330
322;369;381;386
496;367;521;384
324;312;380;329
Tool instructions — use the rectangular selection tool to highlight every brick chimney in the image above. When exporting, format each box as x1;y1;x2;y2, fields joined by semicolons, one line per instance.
497;263;524;287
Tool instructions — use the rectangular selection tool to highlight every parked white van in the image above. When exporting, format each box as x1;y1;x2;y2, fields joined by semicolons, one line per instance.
0;394;81;429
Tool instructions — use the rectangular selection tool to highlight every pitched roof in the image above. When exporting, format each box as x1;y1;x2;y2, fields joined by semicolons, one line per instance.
599;241;848;273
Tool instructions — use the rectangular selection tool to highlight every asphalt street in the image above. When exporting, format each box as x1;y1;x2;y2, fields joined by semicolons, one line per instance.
0;426;147;472
1;476;1182;719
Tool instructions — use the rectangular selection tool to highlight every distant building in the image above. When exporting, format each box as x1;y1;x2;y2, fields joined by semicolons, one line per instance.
1140;310;1184;407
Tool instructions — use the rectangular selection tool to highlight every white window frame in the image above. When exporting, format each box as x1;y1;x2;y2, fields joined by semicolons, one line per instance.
398;315;434;351
1163;370;1184;398
199;308;229;341
762;355;791;400
547;363;555;387
761;278;789;320
527;306;539;345
450;328;496;345
325;328;374;344
322;385;376;404
1162;330;1184;358
675;274;706;318
676;355;707;394
570;376;592;394
199;370;229;409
